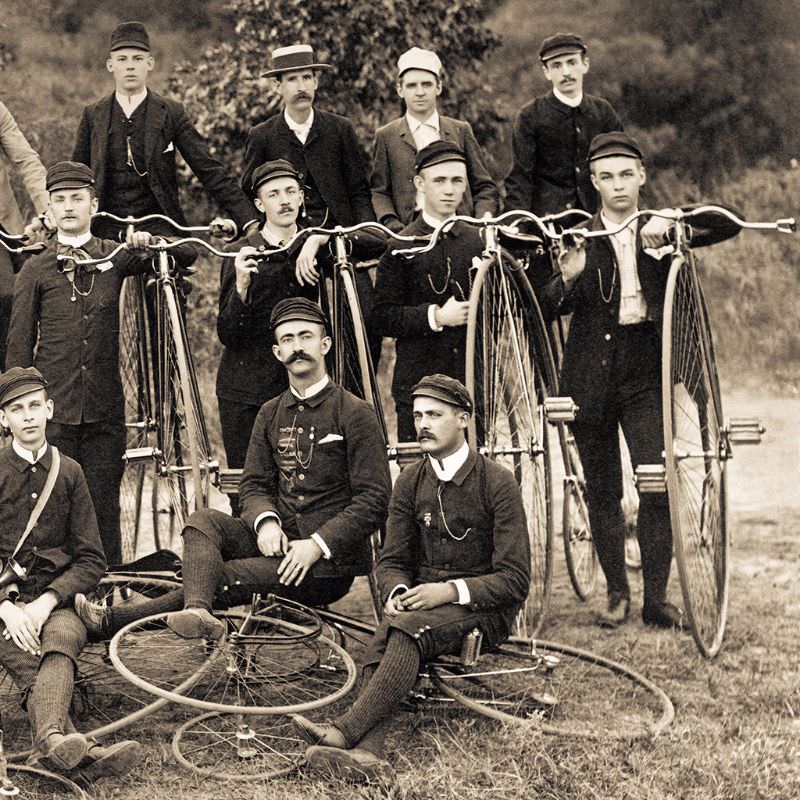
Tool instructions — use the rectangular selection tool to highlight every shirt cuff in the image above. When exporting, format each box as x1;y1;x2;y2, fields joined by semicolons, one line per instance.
428;304;443;332
388;583;409;600
254;511;281;535
311;532;331;559
449;579;471;605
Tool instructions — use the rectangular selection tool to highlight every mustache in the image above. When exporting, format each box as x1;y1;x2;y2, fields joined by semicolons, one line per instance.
417;432;435;441
293;92;312;101
286;351;314;365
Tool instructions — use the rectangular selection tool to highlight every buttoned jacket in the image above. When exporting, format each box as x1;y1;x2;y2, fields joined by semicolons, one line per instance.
73;90;257;230
370;115;499;226
0;444;105;604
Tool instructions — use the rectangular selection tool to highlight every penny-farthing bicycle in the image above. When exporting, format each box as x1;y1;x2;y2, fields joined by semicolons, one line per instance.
562;205;795;657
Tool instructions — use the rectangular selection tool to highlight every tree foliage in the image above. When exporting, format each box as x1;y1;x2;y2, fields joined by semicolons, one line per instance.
168;0;502;181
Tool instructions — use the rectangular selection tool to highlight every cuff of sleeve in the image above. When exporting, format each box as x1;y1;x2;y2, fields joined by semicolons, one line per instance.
254;511;281;535
428;305;443;332
449;579;471;605
311;532;331;560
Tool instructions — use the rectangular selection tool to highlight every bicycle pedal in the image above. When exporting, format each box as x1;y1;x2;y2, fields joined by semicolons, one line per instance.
544;396;578;422
724;417;765;445
635;464;667;493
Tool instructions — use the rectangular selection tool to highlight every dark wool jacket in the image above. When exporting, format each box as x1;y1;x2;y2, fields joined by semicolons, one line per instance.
238;381;390;577
73;90;257;231
377;449;530;632
0;444;105;604
504;91;622;215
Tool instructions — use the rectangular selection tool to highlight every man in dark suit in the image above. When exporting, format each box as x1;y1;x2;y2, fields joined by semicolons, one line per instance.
504;33;622;216
370;47;498;232
542;132;736;631
73;21;258;243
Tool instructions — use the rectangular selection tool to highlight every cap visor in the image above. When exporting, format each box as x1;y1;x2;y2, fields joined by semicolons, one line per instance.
261;63;332;78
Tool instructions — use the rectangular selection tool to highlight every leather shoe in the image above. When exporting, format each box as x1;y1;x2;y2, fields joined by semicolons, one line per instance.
74;592;111;639
596;592;630;628
305;745;395;785
74;739;142;782
290;714;346;747
642;602;690;631
166;607;225;640
32;731;89;772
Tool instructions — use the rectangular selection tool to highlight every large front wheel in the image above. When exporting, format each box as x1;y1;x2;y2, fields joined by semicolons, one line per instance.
465;254;554;638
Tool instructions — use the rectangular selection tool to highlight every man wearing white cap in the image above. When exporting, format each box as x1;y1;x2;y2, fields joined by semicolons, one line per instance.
371;47;498;232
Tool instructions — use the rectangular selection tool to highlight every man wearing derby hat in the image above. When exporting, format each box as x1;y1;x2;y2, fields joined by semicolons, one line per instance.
370;46;498;232
291;374;530;785
73;21;258;247
75;297;391;641
542;132;738;632
215;159;319;514
6;161;157;566
505;33;622;216
372;141;484;443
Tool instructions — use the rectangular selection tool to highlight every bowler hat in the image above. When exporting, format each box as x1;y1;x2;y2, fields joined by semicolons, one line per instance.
539;32;586;63
397;47;442;78
412;374;473;413
588;132;644;162
251;159;302;194
46;161;95;192
415;141;467;173
0;367;48;408
110;21;150;52
261;44;332;78
270;297;327;330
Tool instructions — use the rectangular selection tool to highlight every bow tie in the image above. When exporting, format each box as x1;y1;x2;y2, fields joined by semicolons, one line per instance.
56;243;94;273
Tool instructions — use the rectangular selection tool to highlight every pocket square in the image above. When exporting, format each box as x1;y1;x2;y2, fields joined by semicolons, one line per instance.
318;433;344;445
163;141;175;153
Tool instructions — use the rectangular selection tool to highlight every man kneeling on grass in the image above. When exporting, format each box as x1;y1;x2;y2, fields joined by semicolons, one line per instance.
291;374;531;785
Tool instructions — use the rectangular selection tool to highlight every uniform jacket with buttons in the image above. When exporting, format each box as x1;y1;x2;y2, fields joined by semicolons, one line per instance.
73;90;257;231
0;444;105;604
215;227;316;406
504;91;622;215
371;216;483;400
6;237;150;424
238;381;390;577
241;110;374;227
377;449;530;631
370;115;499;227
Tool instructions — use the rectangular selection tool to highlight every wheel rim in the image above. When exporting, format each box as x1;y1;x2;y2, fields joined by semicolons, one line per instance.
0;764;87;798
662;255;729;657
465;257;553;638
430;640;674;740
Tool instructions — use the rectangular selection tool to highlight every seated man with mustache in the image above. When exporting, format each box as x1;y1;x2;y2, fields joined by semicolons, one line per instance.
291;374;531;785
74;297;391;638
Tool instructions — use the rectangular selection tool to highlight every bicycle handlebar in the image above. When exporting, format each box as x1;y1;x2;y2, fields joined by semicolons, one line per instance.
92;211;222;235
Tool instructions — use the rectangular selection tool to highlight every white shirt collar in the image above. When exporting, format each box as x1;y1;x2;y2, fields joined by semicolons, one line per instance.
261;224;297;247
600;210;637;237
290;374;329;400
57;232;93;247
429;440;470;482
421;210;453;229
284;108;314;138
115;89;148;118
553;87;583;108
12;440;47;465
406;110;440;134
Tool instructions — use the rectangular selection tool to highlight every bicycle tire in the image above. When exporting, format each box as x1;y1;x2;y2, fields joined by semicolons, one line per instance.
0;763;87;798
465;253;554;638
662;252;729;658
109;608;357;715
157;280;213;536
2;574;180;760
429;639;674;740
171;712;304;781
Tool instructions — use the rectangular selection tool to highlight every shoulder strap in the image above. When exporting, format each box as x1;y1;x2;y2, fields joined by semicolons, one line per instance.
11;447;61;560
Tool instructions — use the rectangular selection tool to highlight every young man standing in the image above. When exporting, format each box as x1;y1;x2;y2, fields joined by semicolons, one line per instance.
73;21;258;243
371;141;483;442
504;33;622;216
0;366;140;779
370;47;498;231
291;374;530;784
6;162;156;565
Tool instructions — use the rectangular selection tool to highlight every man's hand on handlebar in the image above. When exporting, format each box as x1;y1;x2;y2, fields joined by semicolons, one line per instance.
234;246;261;299
556;233;586;286
295;234;328;286
125;229;159;254
209;217;237;241
640;209;679;249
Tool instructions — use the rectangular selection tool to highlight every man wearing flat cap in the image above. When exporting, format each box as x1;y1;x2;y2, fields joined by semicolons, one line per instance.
75;296;391;641
543;132;737;631
6;161;157;566
504;33;622;217
73;21;258;247
370;47;498;232
215;159;319;513
292;373;530;784
372;141;483;443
